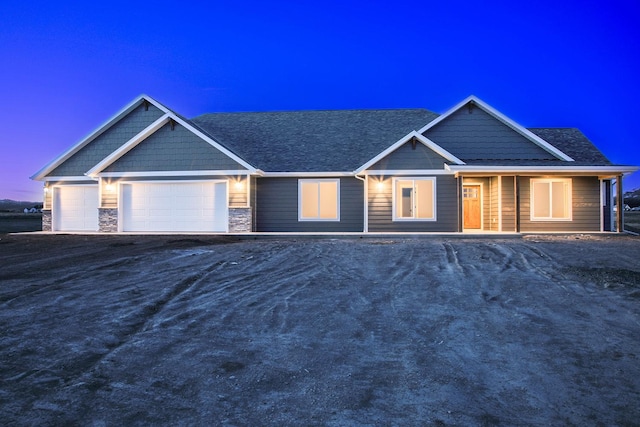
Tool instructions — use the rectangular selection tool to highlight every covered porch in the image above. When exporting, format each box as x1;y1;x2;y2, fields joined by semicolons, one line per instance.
454;170;626;234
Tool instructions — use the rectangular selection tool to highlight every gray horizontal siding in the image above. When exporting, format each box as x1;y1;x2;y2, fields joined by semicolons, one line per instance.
48;103;165;176
519;176;601;232
423;106;556;160
369;141;449;170
104;122;246;172
368;175;458;232
256;177;364;232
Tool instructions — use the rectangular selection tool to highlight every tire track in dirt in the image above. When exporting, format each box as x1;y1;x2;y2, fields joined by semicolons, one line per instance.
159;241;328;334
62;258;228;388
441;242;463;273
0;255;147;306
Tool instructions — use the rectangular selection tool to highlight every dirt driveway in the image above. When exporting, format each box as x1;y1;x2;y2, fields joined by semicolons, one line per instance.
1;233;639;426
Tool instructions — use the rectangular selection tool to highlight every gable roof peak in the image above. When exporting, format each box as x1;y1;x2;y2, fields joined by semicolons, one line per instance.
31;94;170;181
419;95;574;162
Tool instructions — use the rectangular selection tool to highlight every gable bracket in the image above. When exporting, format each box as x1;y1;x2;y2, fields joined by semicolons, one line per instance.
143;99;150;111
411;136;418;150
170;118;176;130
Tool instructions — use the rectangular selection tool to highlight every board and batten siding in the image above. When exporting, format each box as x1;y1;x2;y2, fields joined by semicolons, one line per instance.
519;176;601;232
367;175;458;232
255;177;364;232
48;103;165;177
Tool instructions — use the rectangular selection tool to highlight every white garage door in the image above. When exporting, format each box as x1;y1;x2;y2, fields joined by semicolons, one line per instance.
121;181;228;232
53;185;99;231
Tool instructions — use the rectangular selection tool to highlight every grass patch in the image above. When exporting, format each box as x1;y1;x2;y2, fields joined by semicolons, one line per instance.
0;213;42;233
625;211;640;234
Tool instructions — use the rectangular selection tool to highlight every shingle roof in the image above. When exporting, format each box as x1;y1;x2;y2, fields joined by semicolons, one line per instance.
188;110;614;172
190;109;439;171
528;128;612;165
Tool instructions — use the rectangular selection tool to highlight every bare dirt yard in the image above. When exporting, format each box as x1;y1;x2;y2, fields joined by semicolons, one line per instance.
1;233;639;426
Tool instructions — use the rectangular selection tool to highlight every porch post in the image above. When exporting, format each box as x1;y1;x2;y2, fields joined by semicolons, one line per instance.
515;176;521;233
616;175;624;233
458;175;464;232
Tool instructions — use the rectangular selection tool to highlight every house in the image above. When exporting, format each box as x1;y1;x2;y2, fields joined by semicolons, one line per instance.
31;95;637;234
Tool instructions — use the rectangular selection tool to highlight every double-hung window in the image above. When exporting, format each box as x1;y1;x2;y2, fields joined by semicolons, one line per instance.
298;179;340;221
393;177;436;221
530;178;572;221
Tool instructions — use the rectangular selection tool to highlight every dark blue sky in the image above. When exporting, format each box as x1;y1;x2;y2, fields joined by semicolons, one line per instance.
2;0;639;201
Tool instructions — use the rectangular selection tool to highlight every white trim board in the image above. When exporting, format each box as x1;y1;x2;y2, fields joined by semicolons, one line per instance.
44;176;98;182
262;172;354;177
363;169;455;176
98;170;252;178
446;165;638;175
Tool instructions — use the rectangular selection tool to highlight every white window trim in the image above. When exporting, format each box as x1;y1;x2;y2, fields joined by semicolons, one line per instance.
392;177;437;222
298;179;340;222
530;178;572;221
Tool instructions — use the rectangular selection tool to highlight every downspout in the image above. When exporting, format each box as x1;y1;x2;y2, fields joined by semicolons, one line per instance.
355;174;367;232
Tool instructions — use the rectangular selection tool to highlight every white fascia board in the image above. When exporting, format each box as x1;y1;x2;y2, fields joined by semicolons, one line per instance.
98;170;254;178
86;114;171;177
363;169;455;176
31;95;156;181
418;95;575;162
44;176;98;182
261;172;354;177
354;131;464;174
169;114;257;173
448;165;638;175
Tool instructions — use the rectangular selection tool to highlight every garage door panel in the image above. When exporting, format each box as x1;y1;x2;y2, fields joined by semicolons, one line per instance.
53;186;99;231
122;182;227;232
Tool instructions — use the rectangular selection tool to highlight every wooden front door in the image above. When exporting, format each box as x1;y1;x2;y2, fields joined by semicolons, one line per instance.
463;185;482;229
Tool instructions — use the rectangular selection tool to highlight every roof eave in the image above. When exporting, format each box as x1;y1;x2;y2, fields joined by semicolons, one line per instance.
447;165;638;176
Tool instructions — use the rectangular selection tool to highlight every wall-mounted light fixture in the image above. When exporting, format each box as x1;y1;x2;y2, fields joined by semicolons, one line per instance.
376;181;384;191
105;184;115;192
234;180;244;190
